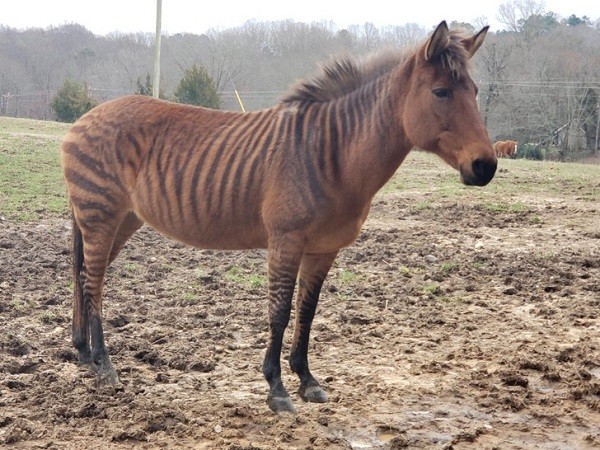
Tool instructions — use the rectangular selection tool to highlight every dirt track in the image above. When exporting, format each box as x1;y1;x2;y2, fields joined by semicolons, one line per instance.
1;156;599;449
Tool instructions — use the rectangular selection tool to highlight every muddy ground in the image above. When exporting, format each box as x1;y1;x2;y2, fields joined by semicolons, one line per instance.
1;158;599;449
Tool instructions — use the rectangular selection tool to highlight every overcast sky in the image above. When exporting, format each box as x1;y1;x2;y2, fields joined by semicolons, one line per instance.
1;0;598;35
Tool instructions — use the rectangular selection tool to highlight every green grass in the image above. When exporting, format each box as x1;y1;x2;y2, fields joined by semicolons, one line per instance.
225;266;267;288
123;263;140;273
472;262;485;270
180;291;200;304
482;201;529;213
440;261;459;273
0;117;70;221
338;268;358;283
380;152;600;208
422;283;441;296
529;215;543;224
412;201;433;211
1;117;599;223
397;265;413;276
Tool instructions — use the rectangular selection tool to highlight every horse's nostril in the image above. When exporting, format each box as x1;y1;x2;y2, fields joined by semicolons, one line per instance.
472;159;484;178
471;158;497;185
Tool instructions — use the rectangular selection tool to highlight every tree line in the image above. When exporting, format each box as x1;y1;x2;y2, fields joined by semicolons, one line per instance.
0;1;598;160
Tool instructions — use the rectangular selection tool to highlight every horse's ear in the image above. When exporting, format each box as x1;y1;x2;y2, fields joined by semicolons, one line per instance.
425;21;450;61
463;26;489;58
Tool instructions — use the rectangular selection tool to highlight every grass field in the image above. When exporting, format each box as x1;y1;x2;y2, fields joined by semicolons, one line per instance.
1;115;598;222
0;117;70;221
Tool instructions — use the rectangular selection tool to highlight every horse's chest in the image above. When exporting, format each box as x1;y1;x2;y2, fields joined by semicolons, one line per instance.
305;211;368;253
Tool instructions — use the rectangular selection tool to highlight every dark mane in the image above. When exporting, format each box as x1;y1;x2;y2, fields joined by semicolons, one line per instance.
281;49;406;104
438;29;473;82
281;29;472;104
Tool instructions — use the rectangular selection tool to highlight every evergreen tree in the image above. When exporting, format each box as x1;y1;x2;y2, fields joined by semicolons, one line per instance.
135;73;153;96
135;73;165;98
173;64;221;109
51;80;98;123
564;14;589;27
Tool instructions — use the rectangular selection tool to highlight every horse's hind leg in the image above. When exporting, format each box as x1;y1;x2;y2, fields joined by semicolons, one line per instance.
73;214;128;385
92;213;144;382
72;211;141;381
108;212;143;266
71;214;92;366
289;251;337;403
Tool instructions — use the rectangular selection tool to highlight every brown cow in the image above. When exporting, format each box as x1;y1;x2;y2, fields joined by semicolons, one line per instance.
493;140;518;157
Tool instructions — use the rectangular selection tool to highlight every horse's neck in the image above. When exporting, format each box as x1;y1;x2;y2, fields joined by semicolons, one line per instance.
332;76;411;198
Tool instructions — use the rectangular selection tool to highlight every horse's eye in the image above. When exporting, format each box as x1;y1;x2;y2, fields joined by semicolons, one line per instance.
432;88;450;99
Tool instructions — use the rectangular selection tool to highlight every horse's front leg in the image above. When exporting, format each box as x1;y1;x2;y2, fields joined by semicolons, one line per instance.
263;233;304;413
289;251;338;403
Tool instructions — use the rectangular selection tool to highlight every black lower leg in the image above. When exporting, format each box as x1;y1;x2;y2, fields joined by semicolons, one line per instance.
263;325;295;413
72;323;92;365
289;340;322;393
73;270;91;364
289;309;327;403
289;252;337;403
90;307;119;384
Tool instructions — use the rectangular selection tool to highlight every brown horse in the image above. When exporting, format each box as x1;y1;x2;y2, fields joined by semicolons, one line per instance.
61;21;496;414
494;140;518;157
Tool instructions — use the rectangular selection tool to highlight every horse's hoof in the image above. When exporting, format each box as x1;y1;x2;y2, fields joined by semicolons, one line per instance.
299;385;328;403
266;395;297;414
77;352;93;367
97;368;121;386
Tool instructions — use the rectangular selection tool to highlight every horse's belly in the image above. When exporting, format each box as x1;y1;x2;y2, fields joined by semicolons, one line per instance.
153;218;268;250
132;199;268;250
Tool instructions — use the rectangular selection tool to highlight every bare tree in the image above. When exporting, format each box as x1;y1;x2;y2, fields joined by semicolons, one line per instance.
380;23;427;48
477;38;512;127
473;16;491;31
498;0;546;32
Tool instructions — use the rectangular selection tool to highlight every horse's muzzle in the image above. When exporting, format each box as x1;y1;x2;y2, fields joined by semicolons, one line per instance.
461;158;497;186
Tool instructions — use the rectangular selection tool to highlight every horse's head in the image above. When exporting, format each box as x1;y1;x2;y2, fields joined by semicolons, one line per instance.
399;21;496;186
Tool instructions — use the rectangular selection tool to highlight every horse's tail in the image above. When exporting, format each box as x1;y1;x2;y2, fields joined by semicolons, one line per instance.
71;209;85;307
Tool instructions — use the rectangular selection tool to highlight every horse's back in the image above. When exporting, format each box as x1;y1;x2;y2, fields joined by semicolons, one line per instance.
61;96;270;249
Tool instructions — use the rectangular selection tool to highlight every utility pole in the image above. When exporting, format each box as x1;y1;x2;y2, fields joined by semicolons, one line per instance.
153;0;162;98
